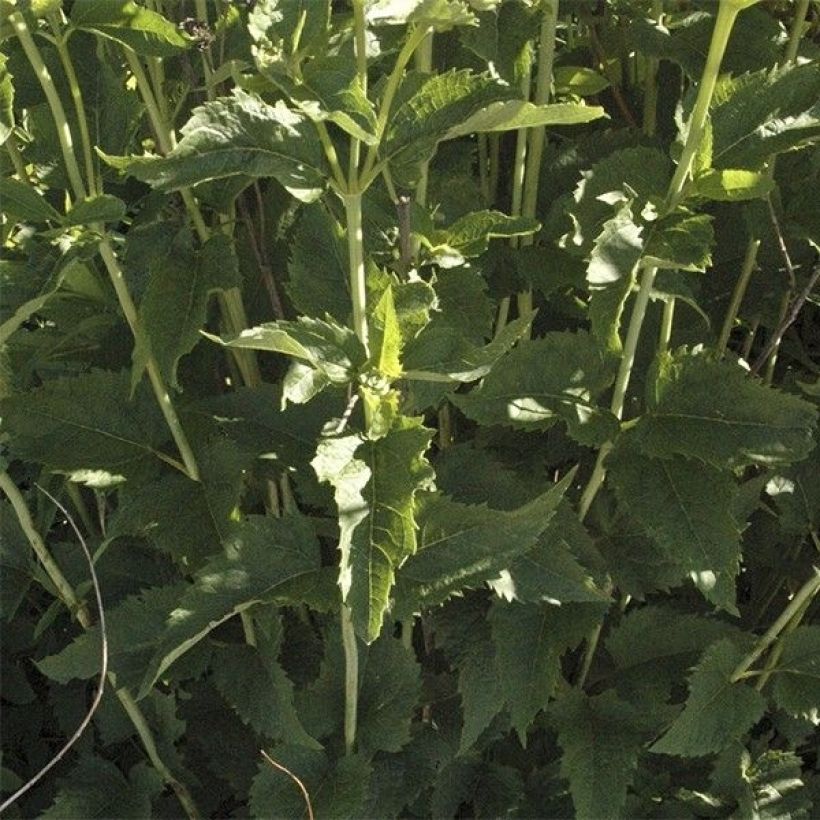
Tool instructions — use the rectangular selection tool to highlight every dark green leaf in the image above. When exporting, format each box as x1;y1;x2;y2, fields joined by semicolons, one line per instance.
771;624;820;720
0;177;62;222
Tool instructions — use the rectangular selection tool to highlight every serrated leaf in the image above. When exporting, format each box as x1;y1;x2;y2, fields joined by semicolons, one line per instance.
313;412;434;642
250;745;371;820
551;689;652;820
710;64;820;171
587;204;643;354
644;212;714;272
635;352;818;468
651;638;766;757
608;445;741;612
0;370;169;482
489;601;602;743
691;169;774;201
62;194;126;226
0;177;61;222
370;285;402;379
69;0;191;56
41;757;161;819
134;232;240;390
771;624;820;720
393;472;572;617
453;331;618;445
139;515;323;697
209;316;367;405
431;758;523;819
212;626;319;748
457;639;504;754
102;90;327;202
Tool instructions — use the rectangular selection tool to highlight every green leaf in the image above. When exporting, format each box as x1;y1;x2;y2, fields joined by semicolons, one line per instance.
370;285;403;380
250;746;371;820
41;757;161;819
457;639;505;754
419;210;539;267
0;177;61;222
69;0;191;56
452;331;618;446
139;515;324;697
62;194;126;226
643;211;714;272
550;689;646;818
771;625;820;720
635;352;818;468
393;472;572;617
102;90;327;202
554;66;610;97
212;620;320;749
134;232;239;390
431;758;523;819
608;445;741;612
550;689;652;820
0;53;14;145
651;638;766;758
0;370;169;482
587;203;643;354
366;0;477;30
489;601;602;743
313;410;434;642
709;64;820;171
0;499;33;621
691;169;775;202
208;316;367;405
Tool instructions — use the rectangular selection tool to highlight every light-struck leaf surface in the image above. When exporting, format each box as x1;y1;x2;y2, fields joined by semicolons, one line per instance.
636;352;818;468
393;472;573;617
313;412;434;642
550;689;652;820
103;90;327;201
651;639;766;758
453;331;618;445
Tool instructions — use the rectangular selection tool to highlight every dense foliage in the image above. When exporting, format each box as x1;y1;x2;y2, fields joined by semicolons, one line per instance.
1;0;819;817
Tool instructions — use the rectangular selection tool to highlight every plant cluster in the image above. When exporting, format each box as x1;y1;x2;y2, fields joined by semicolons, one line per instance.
1;0;819;817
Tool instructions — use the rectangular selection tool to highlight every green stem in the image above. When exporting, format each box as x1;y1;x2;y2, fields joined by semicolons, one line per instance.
344;192;369;353
97;237;201;481
578;0;743;521
641;0;663;137
65;481;98;538
349;0;368;179
413;31;434;208
340;605;359;754
753;591;813;692
9;11;86;201
658;299;675;350
717;238;760;357
0;472;200;820
730;567;820;683
5;135;29;181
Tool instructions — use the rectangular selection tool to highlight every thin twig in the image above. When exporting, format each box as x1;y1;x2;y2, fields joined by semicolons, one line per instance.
0;485;108;814
260;750;315;820
767;197;797;290
750;260;820;376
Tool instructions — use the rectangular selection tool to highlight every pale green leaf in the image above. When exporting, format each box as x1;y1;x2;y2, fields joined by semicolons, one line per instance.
453;331;618;445
651;638;766;757
102;90;327;202
554;66;610;97
771;625;820;720
691;169;775;202
393;472;572;617
551;689;652;820
69;0;191;56
313;412;434;642
139;515;323;697
366;0;477;30
370;285;403;380
635;352;818;468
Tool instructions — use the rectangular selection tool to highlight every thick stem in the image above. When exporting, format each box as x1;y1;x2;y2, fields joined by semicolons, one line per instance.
717;238;760;357
349;0;368;179
344;193;369;352
340;606;359;754
10;11;86;201
730;567;820;683
413;32;434;208
578;0;743;520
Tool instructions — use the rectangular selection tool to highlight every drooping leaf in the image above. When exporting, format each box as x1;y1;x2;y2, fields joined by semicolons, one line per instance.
133;232;240;390
586;204;643;354
651;638;766;758
139;514;325;697
0;370;169;483
550;689;653;820
608;444;741;611
393;472;572;617
102;90;328;202
453;331;618;445
771;624;820;720
69;0;191;56
634;352;818;468
313;410;434;642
